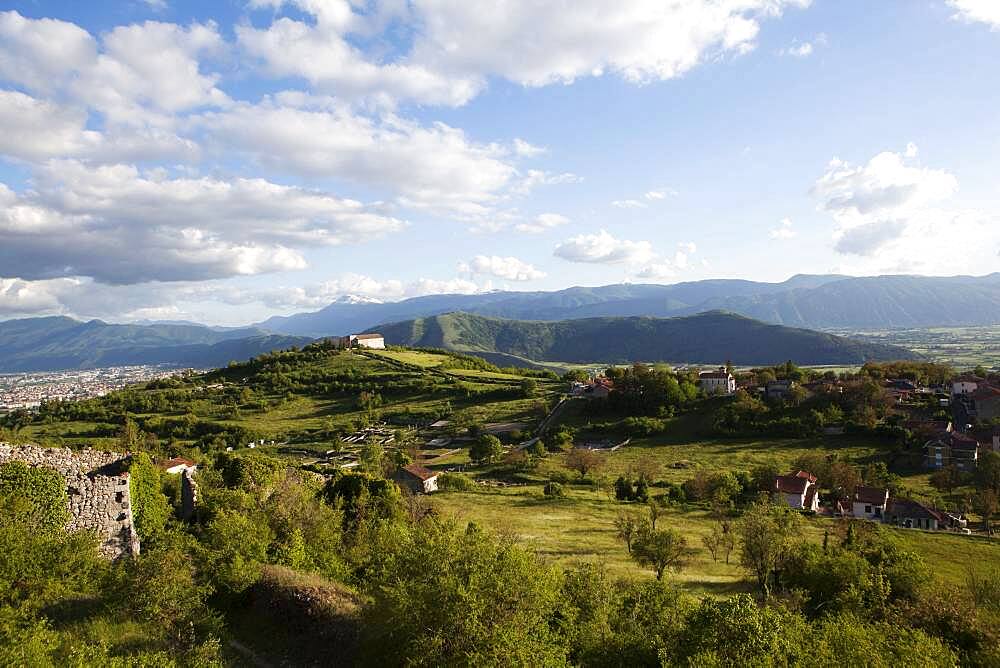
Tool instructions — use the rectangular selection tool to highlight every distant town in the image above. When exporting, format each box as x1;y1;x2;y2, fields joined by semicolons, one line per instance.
0;366;190;411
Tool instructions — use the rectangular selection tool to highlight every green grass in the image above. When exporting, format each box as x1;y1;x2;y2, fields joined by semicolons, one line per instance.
431;480;1000;596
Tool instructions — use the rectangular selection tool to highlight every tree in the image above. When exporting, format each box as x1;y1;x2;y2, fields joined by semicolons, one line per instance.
929;465;961;494
614;512;642;553
469;434;504;464
520;378;538;398
631;526;691;580
974;489;998;535
703;526;722;562
738;499;801;600
543;429;573;453
564;447;604;479
975;451;1000;495
360;437;385;474
647;497;664;530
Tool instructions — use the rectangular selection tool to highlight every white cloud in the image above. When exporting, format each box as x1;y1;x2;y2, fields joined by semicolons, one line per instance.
513;138;546;157
769;217;796;240
458;255;546;281
778;32;827;57
634;262;676;280
236;9;477;107
0;162;403;284
814;144;957;220
239;0;809;107
200;101;521;219
409;0;810;89
0;11;96;94
509;169;582;197
515;213;570;234
949;0;1000;29
611;199;647;209
813;144;1000;273
554;230;655;265
245;274;488;309
644;188;677;200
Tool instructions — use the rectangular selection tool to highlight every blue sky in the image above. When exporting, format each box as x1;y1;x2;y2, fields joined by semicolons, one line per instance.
1;0;998;325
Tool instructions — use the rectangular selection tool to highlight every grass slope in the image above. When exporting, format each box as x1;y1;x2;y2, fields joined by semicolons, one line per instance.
377;311;916;366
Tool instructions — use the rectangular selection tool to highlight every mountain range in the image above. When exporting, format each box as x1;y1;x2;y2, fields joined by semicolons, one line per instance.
260;273;1000;337
0;317;309;373
377;311;915;366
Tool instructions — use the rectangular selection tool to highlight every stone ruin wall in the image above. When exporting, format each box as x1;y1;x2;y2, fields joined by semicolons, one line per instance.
0;443;140;559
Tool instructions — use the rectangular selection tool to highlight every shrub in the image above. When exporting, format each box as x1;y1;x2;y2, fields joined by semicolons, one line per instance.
543;482;566;498
438;472;476;492
129;453;172;541
0;461;69;533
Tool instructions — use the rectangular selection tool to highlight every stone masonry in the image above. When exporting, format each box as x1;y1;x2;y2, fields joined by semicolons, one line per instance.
0;443;140;559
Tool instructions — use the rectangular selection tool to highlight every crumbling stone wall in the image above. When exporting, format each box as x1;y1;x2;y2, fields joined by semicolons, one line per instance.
0;443;140;559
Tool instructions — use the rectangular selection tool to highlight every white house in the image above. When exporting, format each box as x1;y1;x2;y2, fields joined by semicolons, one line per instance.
393;464;439;494
852;486;889;520
160;457;197;475
341;333;386;349
952;378;980;396
773;470;820;511
699;367;736;395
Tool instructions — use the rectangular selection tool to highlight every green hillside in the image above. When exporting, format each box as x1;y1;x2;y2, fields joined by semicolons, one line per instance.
377;311;916;365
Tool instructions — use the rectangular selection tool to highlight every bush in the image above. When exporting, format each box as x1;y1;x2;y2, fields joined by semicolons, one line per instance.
0;461;69;533
438;472;476;492
543;482;566;498
129;453;172;541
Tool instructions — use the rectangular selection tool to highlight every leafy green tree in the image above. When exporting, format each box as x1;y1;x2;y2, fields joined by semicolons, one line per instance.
614;512;642;553
201;509;273;594
564;447;603;479
123;546;219;651
469;434;504;464
360;437;385;474
361;519;568;666
738;499;801;600
631;526;691;580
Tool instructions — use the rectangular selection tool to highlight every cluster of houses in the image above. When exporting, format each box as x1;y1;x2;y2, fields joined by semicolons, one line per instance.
695;366;799;400
919;375;1000;473
569;378;614;399
773;469;968;532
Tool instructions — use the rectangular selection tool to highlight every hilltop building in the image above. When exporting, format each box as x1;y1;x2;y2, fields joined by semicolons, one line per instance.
339;333;386;349
698;367;736;395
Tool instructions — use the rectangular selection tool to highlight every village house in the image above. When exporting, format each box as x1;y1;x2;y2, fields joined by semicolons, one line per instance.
698;367;736;395
852;486;889;520
765;379;796;401
339;333;386;349
969;384;1000;421
571;378;613;399
160;457;197;475
952;376;981;397
393;464;439;494
924;431;979;472
773;470;820;511
882;498;944;531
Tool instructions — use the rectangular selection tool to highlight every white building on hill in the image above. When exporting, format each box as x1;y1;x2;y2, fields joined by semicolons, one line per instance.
340;333;386;349
698;367;736;395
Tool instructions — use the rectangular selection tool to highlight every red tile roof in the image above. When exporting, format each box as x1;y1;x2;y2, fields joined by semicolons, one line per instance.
775;474;809;494
854;486;889;505
160;457;195;469
401;464;437;481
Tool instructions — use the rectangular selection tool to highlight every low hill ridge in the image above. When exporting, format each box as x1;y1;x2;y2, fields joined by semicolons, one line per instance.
374;311;915;366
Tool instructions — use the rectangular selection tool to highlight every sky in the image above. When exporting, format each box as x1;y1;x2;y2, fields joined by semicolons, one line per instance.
1;0;999;326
